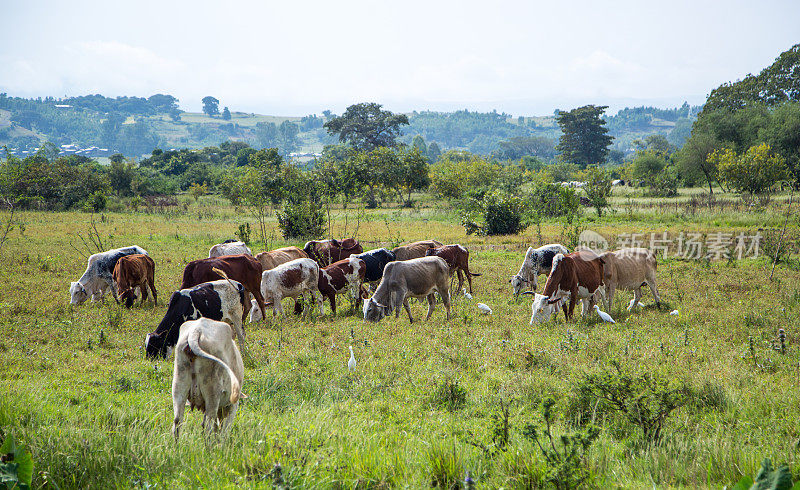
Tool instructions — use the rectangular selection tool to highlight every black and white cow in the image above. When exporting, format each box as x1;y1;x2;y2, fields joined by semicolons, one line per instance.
70;246;148;304
353;248;396;285
510;244;570;297
145;279;246;359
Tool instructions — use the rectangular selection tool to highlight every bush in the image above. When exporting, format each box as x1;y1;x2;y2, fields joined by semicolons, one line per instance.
429;378;467;411
528;182;580;218
572;361;691;442
84;191;107;212
461;190;528;236
276;199;326;239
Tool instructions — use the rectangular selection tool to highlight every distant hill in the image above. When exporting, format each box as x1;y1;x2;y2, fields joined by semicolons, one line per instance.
0;93;700;160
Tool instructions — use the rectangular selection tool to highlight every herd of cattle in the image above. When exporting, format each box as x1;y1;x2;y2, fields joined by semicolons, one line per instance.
67;238;662;438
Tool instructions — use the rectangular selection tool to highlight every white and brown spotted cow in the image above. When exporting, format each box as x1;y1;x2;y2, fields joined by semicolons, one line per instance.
249;258;321;320
511;244;569;297
526;251;605;322
318;256;367;315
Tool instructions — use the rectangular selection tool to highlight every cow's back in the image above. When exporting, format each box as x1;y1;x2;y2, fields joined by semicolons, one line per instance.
601;248;655;288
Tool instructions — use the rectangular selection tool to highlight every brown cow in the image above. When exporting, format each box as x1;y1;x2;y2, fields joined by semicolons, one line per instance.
425;244;481;294
113;254;157;308
181;254;266;323
303;238;363;267
255;246;308;271
318;257;367;315
528;251;605;321
391;240;443;261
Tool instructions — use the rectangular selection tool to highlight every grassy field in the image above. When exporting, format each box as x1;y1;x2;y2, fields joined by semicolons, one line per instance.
1;191;799;488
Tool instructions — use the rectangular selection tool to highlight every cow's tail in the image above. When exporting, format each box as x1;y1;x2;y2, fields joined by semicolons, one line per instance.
187;326;242;404
469;272;482;277
212;267;238;290
212;266;247;317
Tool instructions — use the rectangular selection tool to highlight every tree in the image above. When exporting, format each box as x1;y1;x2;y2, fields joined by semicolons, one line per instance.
713;143;788;195
632;134;675;155
495;136;557;160
222;107;231;120
323;102;409;151
555;105;612;167
677;132;720;193
109;158;136;196
427;141;442;163
255;121;278;148
411;135;428;160
278;120;299;153
630;151;668;183
583;166;612;217
398;147;430;206
202;96;220;117
703;43;799;113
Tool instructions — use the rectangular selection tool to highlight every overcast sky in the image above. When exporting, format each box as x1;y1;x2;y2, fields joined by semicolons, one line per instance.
1;0;798;116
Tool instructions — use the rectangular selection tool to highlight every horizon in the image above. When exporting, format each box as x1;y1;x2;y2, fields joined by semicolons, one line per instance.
2;1;798;117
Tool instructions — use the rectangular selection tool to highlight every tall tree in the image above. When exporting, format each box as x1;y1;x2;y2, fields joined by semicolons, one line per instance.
222;107;231;120
323;102;409;151
279;120;299;153
427;141;442;164
555;105;612;167
202;96;220;117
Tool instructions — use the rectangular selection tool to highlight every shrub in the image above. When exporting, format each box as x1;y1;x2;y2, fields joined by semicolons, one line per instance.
523;398;599;490
429;378;467;411
582;166;612;217
573;361;691;442
84;191;107;212
461;190;528;236
714;143;789;195
276;199;326;239
236;223;252;244
528;182;580;218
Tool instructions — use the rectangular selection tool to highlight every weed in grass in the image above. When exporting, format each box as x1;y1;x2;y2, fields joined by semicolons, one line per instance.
430;378;467;412
427;439;465;489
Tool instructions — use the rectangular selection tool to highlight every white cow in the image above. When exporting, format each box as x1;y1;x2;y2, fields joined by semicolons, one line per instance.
511;244;570;296
171;318;244;440
209;240;252;258
70;246;148;304
249;258;321;321
527;292;566;324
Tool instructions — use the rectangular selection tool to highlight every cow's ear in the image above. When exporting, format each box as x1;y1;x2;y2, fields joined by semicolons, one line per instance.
331;239;340;247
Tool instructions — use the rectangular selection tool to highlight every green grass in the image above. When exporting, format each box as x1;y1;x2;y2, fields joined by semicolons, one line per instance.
1;192;799;488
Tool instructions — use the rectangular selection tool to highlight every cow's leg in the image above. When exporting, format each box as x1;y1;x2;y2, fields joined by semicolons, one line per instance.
251;287;268;322
171;357;192;441
275;298;284;317
628;287;643;311
646;274;662;306
442;289;451;321
403;298;414;322
605;285;615;311
425;293;437;321
139;282;149;304
465;269;474;295
455;269;465;293
329;293;336;316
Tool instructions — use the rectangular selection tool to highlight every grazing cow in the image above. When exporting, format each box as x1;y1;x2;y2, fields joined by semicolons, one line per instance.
510;244;570;297
353;248;396;285
318;257;367;315
527;251;605;322
171;318;244;440
113;254;157;308
70;245;148;304
425;244;481;294
391;240;443;261
526;293;568;324
181;254;266;323
145;278;247;359
209;240;252;258
363;256;451;323
303;238;363;267
248;258;321;320
255;246;308;271
598;248;661;311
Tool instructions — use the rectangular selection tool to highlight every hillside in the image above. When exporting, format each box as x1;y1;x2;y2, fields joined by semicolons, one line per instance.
0;93;699;159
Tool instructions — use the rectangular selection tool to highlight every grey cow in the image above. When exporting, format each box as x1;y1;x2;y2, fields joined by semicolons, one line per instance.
363;256;451;323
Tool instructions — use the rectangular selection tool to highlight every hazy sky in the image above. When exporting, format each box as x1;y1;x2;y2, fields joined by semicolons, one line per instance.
1;0;798;116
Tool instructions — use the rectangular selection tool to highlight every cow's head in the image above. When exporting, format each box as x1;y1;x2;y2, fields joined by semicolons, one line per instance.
363;296;391;323
145;332;171;359
119;287;137;308
526;292;562;325
70;282;89;305
511;274;529;297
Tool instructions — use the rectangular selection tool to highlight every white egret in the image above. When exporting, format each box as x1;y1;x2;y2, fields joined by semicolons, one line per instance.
348;346;356;372
594;304;615;324
477;303;492;315
463;288;473;300
670;309;680;316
